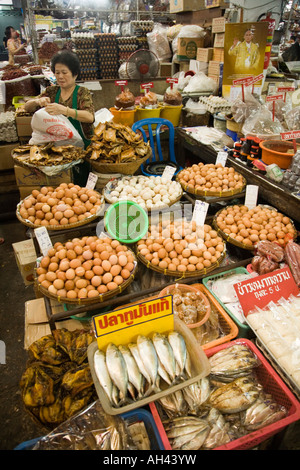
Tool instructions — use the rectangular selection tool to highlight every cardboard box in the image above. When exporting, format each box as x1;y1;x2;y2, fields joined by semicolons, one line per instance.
208;75;220;84
196;47;213;63
213;48;224;62
0;142;20;171
205;0;228;8
15;115;32;137
212;17;226;33
24;297;85;349
18;185;41;199
208;60;222;76
14;164;73;188
12;239;37;286
177;37;205;61
214;32;225;48
169;0;204;13
160;62;173;77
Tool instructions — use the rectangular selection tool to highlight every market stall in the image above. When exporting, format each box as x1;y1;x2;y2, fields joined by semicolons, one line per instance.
2;0;300;454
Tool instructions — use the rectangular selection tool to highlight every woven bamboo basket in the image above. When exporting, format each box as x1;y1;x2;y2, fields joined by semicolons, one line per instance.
212;204;297;251
176;169;247;199
34;252;138;305
136;248;226;279
103;176;183;210
12;153;84;173
85;153;150;176
16;194;105;231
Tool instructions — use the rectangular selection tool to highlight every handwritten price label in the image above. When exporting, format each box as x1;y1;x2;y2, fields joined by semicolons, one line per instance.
86;172;98;190
34;226;53;257
192;200;209;227
162;165;176;180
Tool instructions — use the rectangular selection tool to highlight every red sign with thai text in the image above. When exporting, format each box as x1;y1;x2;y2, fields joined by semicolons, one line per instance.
234;267;299;316
281;130;300;141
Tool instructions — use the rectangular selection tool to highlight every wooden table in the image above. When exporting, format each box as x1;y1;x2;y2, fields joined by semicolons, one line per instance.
176;128;300;225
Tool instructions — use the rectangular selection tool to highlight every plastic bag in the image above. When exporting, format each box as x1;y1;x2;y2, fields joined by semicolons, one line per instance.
33;400;137;450
178;25;205;38
183;73;218;94
147;23;172;62
242;105;284;137
29;108;84;148
284;105;300;130
94;108;114;127
231;88;262;124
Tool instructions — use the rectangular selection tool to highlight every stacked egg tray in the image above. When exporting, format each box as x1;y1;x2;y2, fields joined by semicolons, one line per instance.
130;20;154;50
117;36;139;64
95;33;119;80
74;38;99;81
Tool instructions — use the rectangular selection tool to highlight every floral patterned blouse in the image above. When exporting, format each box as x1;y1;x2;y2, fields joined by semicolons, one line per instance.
38;85;95;139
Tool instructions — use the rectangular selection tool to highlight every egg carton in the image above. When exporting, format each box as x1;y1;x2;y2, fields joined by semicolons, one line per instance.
199;96;231;114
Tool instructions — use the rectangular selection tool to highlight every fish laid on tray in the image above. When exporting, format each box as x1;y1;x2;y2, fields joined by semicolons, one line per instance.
93;332;192;407
156;343;288;450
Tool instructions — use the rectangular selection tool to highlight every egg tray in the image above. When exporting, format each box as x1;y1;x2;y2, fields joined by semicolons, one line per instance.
136;248;226;279
34;254;138;306
16;194;105;231
212;204;298;252
176;170;247;199
103;176;183;211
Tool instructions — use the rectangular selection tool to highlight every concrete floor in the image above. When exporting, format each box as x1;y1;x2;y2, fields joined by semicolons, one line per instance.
0;210;300;451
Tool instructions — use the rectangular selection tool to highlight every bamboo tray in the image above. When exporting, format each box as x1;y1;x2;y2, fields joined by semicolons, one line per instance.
212;204;298;252
136;248;226;279
16;194;105;231
34;251;138;306
103;176;183;210
176;169;247;199
85;153;150;176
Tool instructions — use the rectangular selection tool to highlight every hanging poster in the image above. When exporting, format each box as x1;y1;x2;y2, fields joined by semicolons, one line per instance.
222;22;269;99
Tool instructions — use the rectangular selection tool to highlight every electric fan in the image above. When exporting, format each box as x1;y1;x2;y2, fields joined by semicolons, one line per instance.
126;49;160;80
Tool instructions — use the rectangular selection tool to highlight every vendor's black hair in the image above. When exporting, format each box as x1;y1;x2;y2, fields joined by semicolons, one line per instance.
4;26;13;38
51;50;81;78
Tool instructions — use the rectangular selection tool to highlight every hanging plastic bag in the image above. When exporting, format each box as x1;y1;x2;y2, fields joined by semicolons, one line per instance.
231;88;262;124
147;23;172;62
29;108;84;148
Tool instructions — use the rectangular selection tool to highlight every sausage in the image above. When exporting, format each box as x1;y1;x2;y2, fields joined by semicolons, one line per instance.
256;240;285;263
285;241;300;286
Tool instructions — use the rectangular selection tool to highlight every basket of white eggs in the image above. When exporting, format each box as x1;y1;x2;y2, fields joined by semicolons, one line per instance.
103;175;183;211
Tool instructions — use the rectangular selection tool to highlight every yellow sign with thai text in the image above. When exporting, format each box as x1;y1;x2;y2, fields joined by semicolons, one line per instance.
93;295;174;350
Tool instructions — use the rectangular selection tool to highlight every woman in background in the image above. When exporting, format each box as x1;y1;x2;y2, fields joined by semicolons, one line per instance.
7;28;26;64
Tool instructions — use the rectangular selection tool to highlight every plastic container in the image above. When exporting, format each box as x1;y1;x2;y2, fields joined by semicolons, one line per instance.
109;107;136;127
160;104;183;127
135;106;161;125
12;96;35;109
202;268;254;339
88;315;211;415
104;200;149;244
159;283;211;328
213;113;227;132
192;283;239;349
14;408;165;450
260;140;295;169
150;338;300;451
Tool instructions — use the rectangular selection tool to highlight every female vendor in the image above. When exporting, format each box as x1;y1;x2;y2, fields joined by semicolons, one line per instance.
24;50;95;149
7;28;26;64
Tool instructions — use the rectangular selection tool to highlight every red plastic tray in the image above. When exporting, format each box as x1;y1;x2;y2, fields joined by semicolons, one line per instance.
149;338;300;451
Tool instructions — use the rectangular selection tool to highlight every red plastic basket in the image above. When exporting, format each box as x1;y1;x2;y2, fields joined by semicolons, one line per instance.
149;338;300;451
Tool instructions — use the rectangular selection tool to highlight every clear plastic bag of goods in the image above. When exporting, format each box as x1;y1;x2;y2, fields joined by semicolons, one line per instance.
284;105;300;130
29;108;84;148
231;88;262;124
147;24;172;62
183;73;218;94
178;25;205;38
32;400;138;450
242;105;285;138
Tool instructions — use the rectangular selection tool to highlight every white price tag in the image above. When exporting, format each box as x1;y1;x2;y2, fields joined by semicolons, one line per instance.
192;200;209;226
34;226;53;257
216;151;228;167
162;165;176;180
244;185;259;209
86;172;98;189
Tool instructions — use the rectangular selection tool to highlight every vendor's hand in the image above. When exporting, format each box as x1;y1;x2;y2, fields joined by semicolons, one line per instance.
45;102;66;115
38;97;51;107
